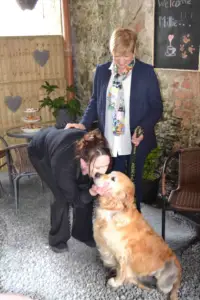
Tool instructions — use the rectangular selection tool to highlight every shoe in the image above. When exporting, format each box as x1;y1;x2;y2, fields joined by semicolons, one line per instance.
50;242;68;253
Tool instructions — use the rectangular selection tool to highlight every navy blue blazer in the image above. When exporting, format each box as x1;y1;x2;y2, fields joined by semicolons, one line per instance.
81;59;163;157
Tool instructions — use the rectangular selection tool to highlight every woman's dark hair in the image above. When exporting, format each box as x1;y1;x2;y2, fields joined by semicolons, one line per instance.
76;129;112;170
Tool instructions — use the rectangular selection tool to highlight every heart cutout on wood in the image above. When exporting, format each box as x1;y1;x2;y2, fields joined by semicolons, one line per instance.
4;96;22;112
33;49;49;67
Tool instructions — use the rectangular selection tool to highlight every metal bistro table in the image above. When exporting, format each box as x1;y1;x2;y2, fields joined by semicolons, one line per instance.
6;122;55;142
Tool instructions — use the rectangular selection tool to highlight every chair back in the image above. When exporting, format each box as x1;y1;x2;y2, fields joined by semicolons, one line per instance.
0;136;9;168
11;145;35;174
179;147;200;189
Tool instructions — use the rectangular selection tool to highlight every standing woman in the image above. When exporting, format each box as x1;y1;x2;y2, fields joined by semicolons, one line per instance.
28;127;111;253
66;28;163;211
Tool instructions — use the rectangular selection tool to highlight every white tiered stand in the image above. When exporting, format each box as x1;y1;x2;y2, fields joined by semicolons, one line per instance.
21;108;42;134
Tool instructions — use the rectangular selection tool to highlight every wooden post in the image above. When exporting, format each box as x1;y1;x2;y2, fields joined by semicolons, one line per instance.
61;0;74;89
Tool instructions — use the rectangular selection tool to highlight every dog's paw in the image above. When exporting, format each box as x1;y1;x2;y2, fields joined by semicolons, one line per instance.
107;277;122;288
106;268;117;281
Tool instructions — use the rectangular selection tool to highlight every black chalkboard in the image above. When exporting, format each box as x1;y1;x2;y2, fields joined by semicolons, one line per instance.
154;0;200;70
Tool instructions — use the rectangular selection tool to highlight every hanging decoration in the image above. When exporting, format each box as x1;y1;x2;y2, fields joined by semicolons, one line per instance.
16;0;39;10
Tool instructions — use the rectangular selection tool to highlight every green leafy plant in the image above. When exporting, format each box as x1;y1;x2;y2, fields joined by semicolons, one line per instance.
39;81;82;118
143;146;162;181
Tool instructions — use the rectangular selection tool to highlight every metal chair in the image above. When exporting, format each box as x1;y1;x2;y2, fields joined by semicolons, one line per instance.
0;137;41;211
0;136;9;197
161;147;200;240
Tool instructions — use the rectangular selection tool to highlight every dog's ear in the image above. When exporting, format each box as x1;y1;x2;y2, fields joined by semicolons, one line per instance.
114;199;125;210
110;191;125;210
116;187;134;209
126;186;135;201
100;194;124;211
116;190;126;201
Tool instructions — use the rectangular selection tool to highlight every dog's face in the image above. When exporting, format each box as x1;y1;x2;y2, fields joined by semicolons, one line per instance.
94;171;135;211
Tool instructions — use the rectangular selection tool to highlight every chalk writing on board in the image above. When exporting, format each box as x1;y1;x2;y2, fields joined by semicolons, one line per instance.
159;12;192;28
159;16;178;27
154;0;200;70
180;34;195;59
165;34;177;56
158;0;191;8
179;12;192;26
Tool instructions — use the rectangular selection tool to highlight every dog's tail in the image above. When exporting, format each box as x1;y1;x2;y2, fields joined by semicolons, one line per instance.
156;259;181;300
167;276;181;300
137;275;157;289
167;262;181;300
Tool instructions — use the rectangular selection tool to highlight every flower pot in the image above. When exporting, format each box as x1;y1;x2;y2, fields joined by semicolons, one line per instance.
16;0;38;10
142;177;160;205
55;109;76;129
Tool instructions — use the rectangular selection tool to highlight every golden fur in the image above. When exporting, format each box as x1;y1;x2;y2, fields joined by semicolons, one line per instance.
93;171;181;300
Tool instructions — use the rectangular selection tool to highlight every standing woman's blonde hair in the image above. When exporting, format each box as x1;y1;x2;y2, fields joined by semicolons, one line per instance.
109;28;137;56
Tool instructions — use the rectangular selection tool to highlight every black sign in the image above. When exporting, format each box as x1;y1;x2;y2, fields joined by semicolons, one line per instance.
154;0;200;70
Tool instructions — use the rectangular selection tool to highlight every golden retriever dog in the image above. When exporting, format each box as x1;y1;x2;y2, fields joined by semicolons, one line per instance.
93;171;181;300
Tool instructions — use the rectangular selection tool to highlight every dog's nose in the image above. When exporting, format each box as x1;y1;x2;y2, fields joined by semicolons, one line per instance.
95;173;102;179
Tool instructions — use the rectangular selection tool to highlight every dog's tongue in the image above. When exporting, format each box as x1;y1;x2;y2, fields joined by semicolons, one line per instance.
96;181;109;188
96;182;111;196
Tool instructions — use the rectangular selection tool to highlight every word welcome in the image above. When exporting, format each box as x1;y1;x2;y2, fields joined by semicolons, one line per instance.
157;0;192;8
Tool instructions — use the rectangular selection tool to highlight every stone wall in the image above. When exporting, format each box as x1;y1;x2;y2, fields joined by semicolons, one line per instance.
69;0;200;149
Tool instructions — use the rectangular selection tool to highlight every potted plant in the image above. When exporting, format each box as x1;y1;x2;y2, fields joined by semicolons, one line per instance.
39;81;82;128
142;146;163;205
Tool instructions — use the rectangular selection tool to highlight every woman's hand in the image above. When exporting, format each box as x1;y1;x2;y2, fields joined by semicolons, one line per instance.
131;131;144;147
65;123;86;130
89;184;98;197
